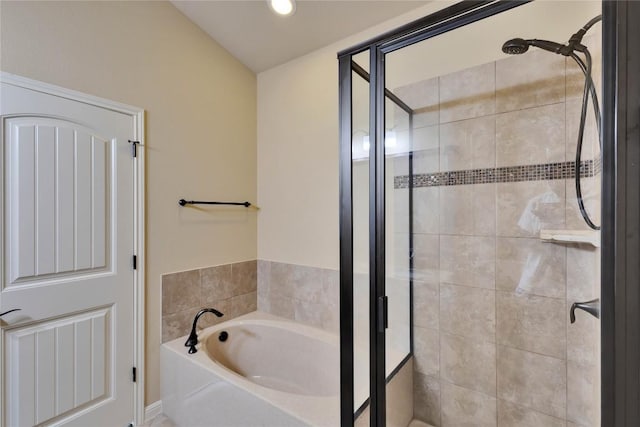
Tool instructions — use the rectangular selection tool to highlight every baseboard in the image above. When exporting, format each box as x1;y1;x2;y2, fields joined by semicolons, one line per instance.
144;401;163;423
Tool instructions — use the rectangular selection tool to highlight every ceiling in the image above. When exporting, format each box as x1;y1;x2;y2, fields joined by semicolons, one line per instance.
171;1;428;73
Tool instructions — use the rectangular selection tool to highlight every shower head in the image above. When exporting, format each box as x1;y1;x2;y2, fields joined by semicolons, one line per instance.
502;38;568;56
502;38;529;55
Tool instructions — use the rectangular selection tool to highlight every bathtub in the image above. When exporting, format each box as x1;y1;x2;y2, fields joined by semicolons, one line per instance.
161;311;340;426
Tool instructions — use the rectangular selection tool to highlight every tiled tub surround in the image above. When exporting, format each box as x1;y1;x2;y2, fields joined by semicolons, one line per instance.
257;260;340;334
161;260;257;343
390;33;601;427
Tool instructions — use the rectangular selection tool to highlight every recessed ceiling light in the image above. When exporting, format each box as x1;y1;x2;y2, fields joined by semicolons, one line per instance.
268;0;296;16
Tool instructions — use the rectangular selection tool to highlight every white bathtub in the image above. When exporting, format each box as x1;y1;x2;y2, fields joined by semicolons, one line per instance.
161;311;340;426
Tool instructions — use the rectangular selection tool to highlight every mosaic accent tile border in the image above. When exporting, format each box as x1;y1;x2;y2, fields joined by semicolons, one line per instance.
394;158;601;189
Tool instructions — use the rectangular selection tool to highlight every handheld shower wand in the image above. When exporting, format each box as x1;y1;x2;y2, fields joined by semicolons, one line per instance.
501;15;602;230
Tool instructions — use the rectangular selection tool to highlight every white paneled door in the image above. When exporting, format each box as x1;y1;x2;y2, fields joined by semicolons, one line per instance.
0;80;140;427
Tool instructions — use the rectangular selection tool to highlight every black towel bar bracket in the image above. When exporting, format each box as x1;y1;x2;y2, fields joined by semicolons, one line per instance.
179;199;251;208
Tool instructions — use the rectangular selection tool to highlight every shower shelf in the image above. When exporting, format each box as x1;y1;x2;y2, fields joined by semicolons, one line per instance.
540;229;600;247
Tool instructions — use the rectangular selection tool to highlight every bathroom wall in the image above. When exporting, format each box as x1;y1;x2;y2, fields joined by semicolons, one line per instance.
391;32;601;427
0;1;257;405
162;261;257;343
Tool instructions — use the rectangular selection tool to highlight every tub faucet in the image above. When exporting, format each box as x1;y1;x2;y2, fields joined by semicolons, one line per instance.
184;308;224;354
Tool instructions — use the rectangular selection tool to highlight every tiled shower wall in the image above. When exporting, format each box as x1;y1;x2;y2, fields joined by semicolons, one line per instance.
391;35;601;427
161;260;257;343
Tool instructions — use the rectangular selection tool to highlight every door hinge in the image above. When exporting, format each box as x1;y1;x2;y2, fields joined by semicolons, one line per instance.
377;296;388;333
132;255;137;270
128;140;140;158
132;367;137;382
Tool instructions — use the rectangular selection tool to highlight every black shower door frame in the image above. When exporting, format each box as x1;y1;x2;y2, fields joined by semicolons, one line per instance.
338;1;640;426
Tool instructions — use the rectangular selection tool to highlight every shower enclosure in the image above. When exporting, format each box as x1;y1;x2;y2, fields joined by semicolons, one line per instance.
339;1;640;426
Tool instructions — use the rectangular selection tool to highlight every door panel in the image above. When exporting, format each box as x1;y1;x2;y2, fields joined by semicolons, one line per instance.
5;307;111;426
7;118;111;284
1;82;135;427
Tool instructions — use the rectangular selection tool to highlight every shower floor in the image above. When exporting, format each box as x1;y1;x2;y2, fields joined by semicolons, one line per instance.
408;420;434;427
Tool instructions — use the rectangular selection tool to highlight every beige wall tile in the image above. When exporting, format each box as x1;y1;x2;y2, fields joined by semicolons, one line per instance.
496;237;566;298
257;293;270;312
414;372;441;427
292;265;327;303
497;346;566;419
565;175;601;231
496;181;566;237
391;232;411;278
566;245;599;302
566;99;599;162
496;103;565;167
496;291;566;359
496;49;565;113
394;77;439;127
413;326;440;376
566;33;602;102
413;234;440;283
414;147;441;175
413;280;439;329
257;261;340;332
497;399;566;427
162;269;201;316
200;264;233;304
567;306;600;367
440;333;496;396
441;382;497;427
393;187;410;233
440;235;496;289
230;291;258;317
566;56;584;102
440;116;496;171
161;309;193;343
473;184;498;235
294;295;339;333
257;259;271;296
294;299;327;330
439;62;496;124
231;260;257;295
439;183;496;236
440;284;495;341
197;298;233;328
322;268;340;305
269;295;295;320
414;187;440;235
567;360;600;427
268;261;296;297
413;123;439;152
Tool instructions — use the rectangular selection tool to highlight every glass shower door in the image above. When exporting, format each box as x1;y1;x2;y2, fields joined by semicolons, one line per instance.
339;1;610;426
383;1;602;425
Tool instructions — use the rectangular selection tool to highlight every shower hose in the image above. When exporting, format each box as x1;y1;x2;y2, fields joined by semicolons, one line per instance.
570;15;602;230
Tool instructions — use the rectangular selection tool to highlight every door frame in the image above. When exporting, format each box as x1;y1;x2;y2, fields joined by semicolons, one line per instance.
0;72;146;426
338;1;640;426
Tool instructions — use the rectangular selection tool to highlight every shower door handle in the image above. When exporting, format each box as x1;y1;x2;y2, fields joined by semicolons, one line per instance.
570;299;599;323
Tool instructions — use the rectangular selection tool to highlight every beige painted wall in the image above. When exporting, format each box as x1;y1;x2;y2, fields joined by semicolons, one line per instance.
257;0;600;271
0;1;257;405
